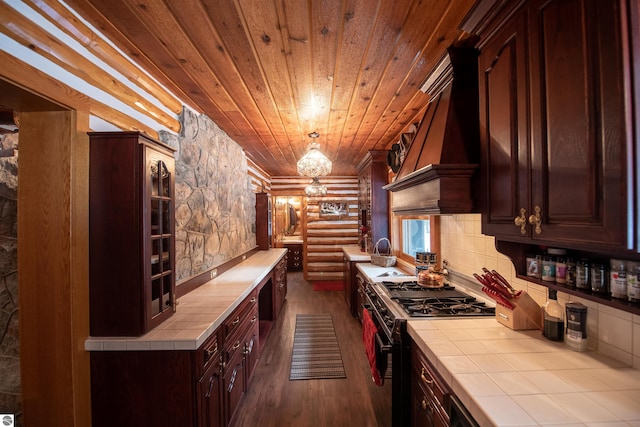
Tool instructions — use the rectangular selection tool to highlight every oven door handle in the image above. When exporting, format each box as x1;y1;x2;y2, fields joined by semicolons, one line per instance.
375;332;392;353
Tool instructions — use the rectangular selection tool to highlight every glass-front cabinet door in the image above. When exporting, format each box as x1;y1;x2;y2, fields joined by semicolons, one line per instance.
148;152;175;319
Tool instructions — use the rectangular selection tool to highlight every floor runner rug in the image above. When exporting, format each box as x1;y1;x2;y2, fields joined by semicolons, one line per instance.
312;281;344;291
289;313;346;380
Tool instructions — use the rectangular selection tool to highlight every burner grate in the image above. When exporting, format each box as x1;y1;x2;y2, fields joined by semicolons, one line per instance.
381;281;495;317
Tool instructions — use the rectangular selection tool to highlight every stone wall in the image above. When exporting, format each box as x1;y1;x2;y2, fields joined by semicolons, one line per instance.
0;132;20;424
160;109;256;284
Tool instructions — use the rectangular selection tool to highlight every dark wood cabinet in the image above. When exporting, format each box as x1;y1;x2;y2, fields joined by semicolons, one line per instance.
344;256;366;317
198;332;223;427
462;0;640;315
273;254;288;316
89;131;176;336
468;0;633;254
410;342;450;427
89;254;287;427
222;289;259;425
357;150;389;254
256;192;272;250
285;243;303;271
355;271;367;324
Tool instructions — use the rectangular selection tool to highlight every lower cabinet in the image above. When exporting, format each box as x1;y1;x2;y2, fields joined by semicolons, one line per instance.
285;243;302;271
224;339;246;425
90;289;266;427
411;342;450;427
355;271;367;324
273;254;288;316
344;258;366;317
223;293;258;426
198;332;223;427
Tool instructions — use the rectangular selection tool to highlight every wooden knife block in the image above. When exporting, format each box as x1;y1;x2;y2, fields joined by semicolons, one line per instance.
495;291;542;330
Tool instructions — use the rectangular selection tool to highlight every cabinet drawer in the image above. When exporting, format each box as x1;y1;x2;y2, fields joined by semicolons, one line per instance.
223;290;257;341
412;344;449;409
196;329;221;377
412;378;449;427
224;304;258;361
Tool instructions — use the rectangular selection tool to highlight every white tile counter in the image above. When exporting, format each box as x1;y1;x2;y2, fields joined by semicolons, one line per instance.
85;249;287;352
342;245;372;262
408;318;640;426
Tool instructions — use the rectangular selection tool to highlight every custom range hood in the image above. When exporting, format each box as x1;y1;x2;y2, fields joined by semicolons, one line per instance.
384;47;480;215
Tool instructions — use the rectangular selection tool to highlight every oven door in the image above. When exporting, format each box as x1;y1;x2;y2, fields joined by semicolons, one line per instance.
363;290;411;427
362;300;392;379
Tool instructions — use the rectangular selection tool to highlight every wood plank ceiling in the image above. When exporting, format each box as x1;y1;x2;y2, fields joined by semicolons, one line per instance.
65;0;477;176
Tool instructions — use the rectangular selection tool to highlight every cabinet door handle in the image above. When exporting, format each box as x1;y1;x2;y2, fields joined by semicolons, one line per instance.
250;297;257;304
514;208;527;234
528;205;542;234
206;373;215;398
250;316;257;324
232;340;241;351
232;316;240;326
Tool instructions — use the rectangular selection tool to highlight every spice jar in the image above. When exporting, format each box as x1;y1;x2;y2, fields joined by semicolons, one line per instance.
565;302;588;352
542;255;556;282
575;258;590;290
526;253;541;278
627;262;640;303
590;262;608;294
565;258;576;288
556;256;568;284
610;259;627;299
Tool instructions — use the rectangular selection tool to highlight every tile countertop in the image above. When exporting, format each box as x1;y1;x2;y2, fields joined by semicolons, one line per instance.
342;245;372;262
85;248;287;352
408;318;640;426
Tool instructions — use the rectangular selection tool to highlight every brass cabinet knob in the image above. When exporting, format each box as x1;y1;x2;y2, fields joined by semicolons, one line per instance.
514;208;527;234
528;205;542;234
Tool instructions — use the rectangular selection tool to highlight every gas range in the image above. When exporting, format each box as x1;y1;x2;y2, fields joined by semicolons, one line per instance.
357;266;495;427
379;280;495;318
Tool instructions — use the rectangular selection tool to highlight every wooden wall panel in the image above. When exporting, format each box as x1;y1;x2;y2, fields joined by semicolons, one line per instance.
271;176;358;281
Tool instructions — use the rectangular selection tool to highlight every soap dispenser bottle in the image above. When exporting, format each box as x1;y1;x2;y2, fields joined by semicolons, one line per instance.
542;289;564;341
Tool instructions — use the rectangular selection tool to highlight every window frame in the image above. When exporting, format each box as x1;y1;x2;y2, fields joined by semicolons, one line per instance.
393;214;440;266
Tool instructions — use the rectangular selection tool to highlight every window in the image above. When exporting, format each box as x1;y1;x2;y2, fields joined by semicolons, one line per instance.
395;215;440;265
402;218;430;256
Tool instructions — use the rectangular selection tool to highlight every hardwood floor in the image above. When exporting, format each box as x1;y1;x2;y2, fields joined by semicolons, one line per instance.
230;272;392;427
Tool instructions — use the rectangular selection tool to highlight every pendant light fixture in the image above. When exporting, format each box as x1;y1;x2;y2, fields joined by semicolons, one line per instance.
296;132;332;178
304;176;328;197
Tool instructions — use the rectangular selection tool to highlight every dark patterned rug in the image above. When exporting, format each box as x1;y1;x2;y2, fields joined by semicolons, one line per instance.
289;313;346;380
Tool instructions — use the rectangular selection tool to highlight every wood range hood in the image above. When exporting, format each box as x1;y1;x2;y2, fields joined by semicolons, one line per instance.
384;47;480;215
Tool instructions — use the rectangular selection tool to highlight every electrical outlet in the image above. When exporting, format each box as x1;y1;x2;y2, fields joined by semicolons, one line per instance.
242;254;246;261
210;269;217;279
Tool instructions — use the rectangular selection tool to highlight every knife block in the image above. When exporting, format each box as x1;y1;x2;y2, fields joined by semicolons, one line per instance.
495;291;542;330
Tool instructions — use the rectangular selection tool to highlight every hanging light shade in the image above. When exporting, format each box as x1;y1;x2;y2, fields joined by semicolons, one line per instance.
297;133;332;177
304;177;328;197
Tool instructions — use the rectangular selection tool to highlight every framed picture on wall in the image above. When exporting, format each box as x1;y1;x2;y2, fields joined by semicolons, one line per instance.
319;201;347;219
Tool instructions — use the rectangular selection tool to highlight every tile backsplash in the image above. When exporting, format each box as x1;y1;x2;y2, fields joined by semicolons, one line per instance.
440;213;640;369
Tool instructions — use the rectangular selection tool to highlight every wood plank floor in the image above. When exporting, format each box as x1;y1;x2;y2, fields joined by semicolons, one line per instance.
230;272;392;427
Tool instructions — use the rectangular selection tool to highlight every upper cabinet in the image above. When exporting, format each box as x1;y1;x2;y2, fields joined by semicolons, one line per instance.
89;132;177;336
256;192;272;250
358;151;390;254
463;0;638;255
